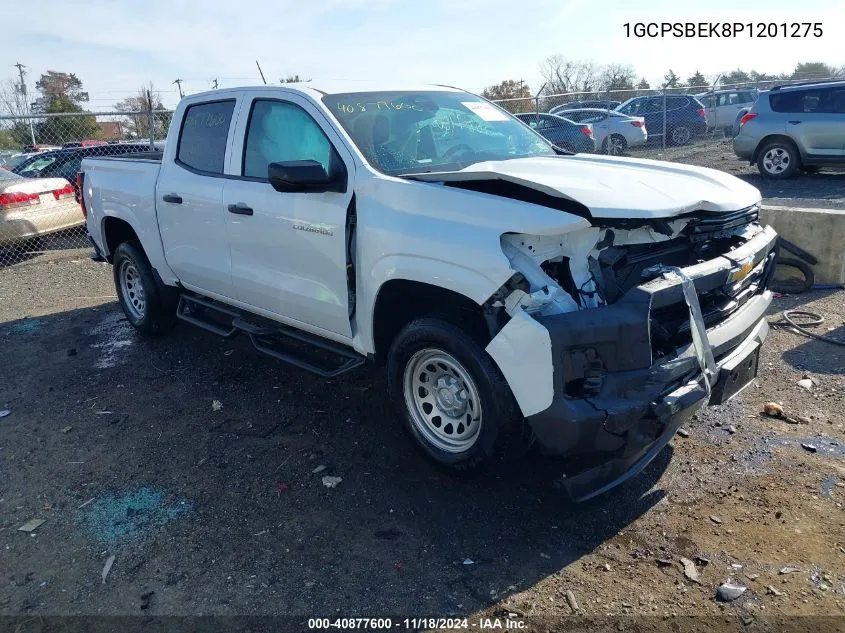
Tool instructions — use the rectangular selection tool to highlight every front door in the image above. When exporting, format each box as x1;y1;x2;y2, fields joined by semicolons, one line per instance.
156;99;237;297
223;94;354;337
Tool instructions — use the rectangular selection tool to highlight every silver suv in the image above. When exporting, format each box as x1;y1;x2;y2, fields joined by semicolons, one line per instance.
733;80;845;178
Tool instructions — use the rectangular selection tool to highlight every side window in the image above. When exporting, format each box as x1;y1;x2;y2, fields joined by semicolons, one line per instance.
177;100;236;174
819;88;845;114
243;100;333;179
667;96;687;110
617;101;635;115
644;98;663;113
739;91;757;104
770;90;823;113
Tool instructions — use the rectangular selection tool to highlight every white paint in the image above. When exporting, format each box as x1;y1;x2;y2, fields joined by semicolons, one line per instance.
409;154;762;220
485;310;554;417
461;101;510;122
90;312;134;369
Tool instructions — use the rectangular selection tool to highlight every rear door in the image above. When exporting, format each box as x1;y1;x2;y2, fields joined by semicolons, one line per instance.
772;88;845;159
222;92;355;338
156;99;238;297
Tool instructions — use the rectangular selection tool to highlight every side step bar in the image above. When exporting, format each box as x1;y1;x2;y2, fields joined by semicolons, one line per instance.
176;294;365;378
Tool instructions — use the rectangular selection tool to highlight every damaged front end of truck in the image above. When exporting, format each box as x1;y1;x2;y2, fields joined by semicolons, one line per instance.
483;204;777;500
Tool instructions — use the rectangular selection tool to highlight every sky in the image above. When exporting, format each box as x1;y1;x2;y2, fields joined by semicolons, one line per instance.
4;0;844;111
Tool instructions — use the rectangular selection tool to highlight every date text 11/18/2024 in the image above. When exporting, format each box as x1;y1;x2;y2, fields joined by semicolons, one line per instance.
307;617;526;629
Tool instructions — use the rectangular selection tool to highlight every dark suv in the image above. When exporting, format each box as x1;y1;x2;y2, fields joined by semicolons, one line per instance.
733;80;845;178
12;143;154;194
615;95;707;145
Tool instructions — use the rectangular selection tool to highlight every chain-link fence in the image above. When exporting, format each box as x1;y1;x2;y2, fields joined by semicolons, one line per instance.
489;76;843;159
0;109;171;267
0;76;841;267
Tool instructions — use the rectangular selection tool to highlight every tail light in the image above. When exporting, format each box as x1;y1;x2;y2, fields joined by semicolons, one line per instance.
580;126;593;138
52;183;74;200
739;112;758;126
0;191;39;210
76;172;87;217
697;108;706;118
630;120;644;128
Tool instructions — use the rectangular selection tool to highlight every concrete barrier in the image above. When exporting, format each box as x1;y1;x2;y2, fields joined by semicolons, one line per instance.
760;205;845;285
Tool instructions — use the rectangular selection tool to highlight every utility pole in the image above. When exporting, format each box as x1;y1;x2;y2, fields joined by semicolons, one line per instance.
172;78;184;99
211;78;218;90
13;62;36;146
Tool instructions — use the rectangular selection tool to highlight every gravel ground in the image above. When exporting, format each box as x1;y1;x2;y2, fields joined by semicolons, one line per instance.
631;138;845;210
0;257;843;629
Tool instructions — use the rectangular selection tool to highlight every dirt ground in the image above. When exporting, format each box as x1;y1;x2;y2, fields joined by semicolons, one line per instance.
0;253;843;632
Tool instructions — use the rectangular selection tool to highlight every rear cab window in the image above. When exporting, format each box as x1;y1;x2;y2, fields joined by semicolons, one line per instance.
177;100;236;174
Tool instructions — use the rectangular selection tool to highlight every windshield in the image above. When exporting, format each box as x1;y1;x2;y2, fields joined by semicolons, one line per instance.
322;91;554;175
15;155;57;177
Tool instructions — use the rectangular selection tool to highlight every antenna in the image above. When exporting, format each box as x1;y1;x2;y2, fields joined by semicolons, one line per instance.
172;78;184;98
212;78;218;90
255;61;267;85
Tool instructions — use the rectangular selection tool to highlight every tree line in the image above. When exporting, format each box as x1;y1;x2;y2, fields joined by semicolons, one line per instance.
482;59;844;113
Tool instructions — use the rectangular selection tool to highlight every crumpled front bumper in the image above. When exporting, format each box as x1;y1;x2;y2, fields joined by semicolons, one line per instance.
525;224;777;501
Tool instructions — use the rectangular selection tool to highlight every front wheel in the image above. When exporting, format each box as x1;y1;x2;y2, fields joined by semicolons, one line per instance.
113;240;177;335
387;318;529;472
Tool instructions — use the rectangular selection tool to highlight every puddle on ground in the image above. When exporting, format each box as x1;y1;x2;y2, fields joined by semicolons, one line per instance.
79;487;193;543
9;318;45;334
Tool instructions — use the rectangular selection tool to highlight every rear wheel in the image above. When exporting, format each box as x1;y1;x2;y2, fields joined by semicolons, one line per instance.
601;134;627;155
113;240;177;335
757;141;799;179
387;318;529;472
669;125;692;146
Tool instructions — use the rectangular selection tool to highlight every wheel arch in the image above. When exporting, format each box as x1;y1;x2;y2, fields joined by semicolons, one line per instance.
371;279;491;364
752;134;802;163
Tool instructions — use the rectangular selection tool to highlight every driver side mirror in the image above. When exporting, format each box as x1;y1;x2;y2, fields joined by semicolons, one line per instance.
268;159;346;194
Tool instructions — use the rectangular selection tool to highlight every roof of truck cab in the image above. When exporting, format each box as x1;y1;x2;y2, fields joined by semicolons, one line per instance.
185;81;468;101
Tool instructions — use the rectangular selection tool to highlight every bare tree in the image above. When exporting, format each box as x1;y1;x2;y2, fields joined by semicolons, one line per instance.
113;83;168;140
0;77;31;117
540;55;599;96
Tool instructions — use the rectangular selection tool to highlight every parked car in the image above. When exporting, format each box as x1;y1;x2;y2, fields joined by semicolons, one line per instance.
615;95;707;146
21;144;61;154
62;140;108;148
549;100;621;115
695;89;759;132
514;113;596;153
12;144;154;196
0;153;31;171
560;108;647;154
0;168;78;245
80;82;775;501
733;80;845;178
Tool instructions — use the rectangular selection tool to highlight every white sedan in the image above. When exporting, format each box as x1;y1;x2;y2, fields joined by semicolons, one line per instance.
561;108;647;155
0;169;80;244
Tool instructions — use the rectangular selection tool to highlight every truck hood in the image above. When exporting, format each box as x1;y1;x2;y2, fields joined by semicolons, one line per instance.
408;154;762;220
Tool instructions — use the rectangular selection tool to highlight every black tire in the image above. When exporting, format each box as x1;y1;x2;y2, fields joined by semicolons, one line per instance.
669;125;692;146
387;318;529;472
756;140;800;179
112;240;177;335
771;257;814;294
601;134;627;155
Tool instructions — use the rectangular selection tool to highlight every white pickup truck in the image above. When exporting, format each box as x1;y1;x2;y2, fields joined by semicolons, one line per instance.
81;82;777;500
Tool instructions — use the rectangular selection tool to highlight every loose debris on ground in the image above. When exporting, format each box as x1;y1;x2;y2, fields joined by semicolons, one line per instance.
0;256;843;619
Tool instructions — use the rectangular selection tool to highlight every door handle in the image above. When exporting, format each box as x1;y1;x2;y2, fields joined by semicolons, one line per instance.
788;120;802;125
227;203;254;216
162;194;182;204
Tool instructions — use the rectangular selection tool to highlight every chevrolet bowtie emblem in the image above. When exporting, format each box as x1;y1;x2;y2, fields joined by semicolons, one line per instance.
730;259;754;283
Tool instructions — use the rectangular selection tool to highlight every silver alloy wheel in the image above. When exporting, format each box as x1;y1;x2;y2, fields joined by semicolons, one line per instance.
762;147;790;174
403;348;483;453
119;259;146;320
671;126;691;145
606;134;626;155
